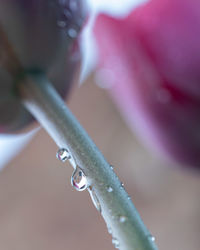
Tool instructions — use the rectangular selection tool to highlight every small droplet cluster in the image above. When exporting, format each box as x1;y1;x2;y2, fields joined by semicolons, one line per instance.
56;0;85;39
56;148;87;191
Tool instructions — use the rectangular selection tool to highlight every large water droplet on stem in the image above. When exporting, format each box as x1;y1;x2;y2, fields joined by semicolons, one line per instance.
71;166;87;191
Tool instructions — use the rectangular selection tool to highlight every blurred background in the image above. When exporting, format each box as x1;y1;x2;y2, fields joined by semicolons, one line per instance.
0;75;200;250
0;0;200;250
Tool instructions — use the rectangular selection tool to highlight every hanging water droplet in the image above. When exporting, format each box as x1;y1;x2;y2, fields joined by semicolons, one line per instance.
56;148;71;162
119;216;126;223
112;238;120;249
68;27;78;38
71;166;87;191
107;186;113;193
88;186;102;213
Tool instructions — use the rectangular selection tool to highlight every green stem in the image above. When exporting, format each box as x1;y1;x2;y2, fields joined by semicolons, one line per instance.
19;73;158;250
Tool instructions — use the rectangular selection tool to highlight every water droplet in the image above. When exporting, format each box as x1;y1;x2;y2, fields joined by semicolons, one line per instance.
110;165;114;170
71;166;87;191
68;27;78;38
107;186;113;193
88;186;102;213
63;9;72;19
56;148;71;162
107;226;112;235
57;20;67;28
119;216;126;223
148;234;156;242
120;182;124;190
69;0;78;11
127;196;131;200
112;238;120;249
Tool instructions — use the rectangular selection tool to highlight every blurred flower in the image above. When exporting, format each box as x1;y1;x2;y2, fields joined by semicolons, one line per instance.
0;0;86;133
94;0;200;168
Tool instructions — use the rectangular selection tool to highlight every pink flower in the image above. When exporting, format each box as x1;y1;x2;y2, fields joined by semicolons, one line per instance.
94;0;200;168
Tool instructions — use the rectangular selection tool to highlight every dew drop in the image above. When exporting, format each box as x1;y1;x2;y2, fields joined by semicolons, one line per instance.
69;0;78;11
71;166;87;191
88;186;102;213
56;148;71;162
107;186;113;193
112;238;120;249
148;234;156;242
119;216;126;223
68;27;78;38
63;9;72;19
107;226;112;235
120;182;124;190
57;20;67;28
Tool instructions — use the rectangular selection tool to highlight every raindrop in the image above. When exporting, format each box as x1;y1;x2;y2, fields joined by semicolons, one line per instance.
119;216;126;223
88;186;102;213
71;166;87;191
56;148;71;162
107;186;113;193
112;238;120;249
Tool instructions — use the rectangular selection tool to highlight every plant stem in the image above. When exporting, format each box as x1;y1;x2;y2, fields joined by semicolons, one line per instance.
19;73;158;250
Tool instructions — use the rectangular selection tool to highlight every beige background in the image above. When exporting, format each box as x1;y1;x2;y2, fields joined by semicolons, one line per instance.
0;76;199;250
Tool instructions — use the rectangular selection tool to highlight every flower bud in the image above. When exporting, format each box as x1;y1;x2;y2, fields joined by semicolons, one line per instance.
0;0;86;133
